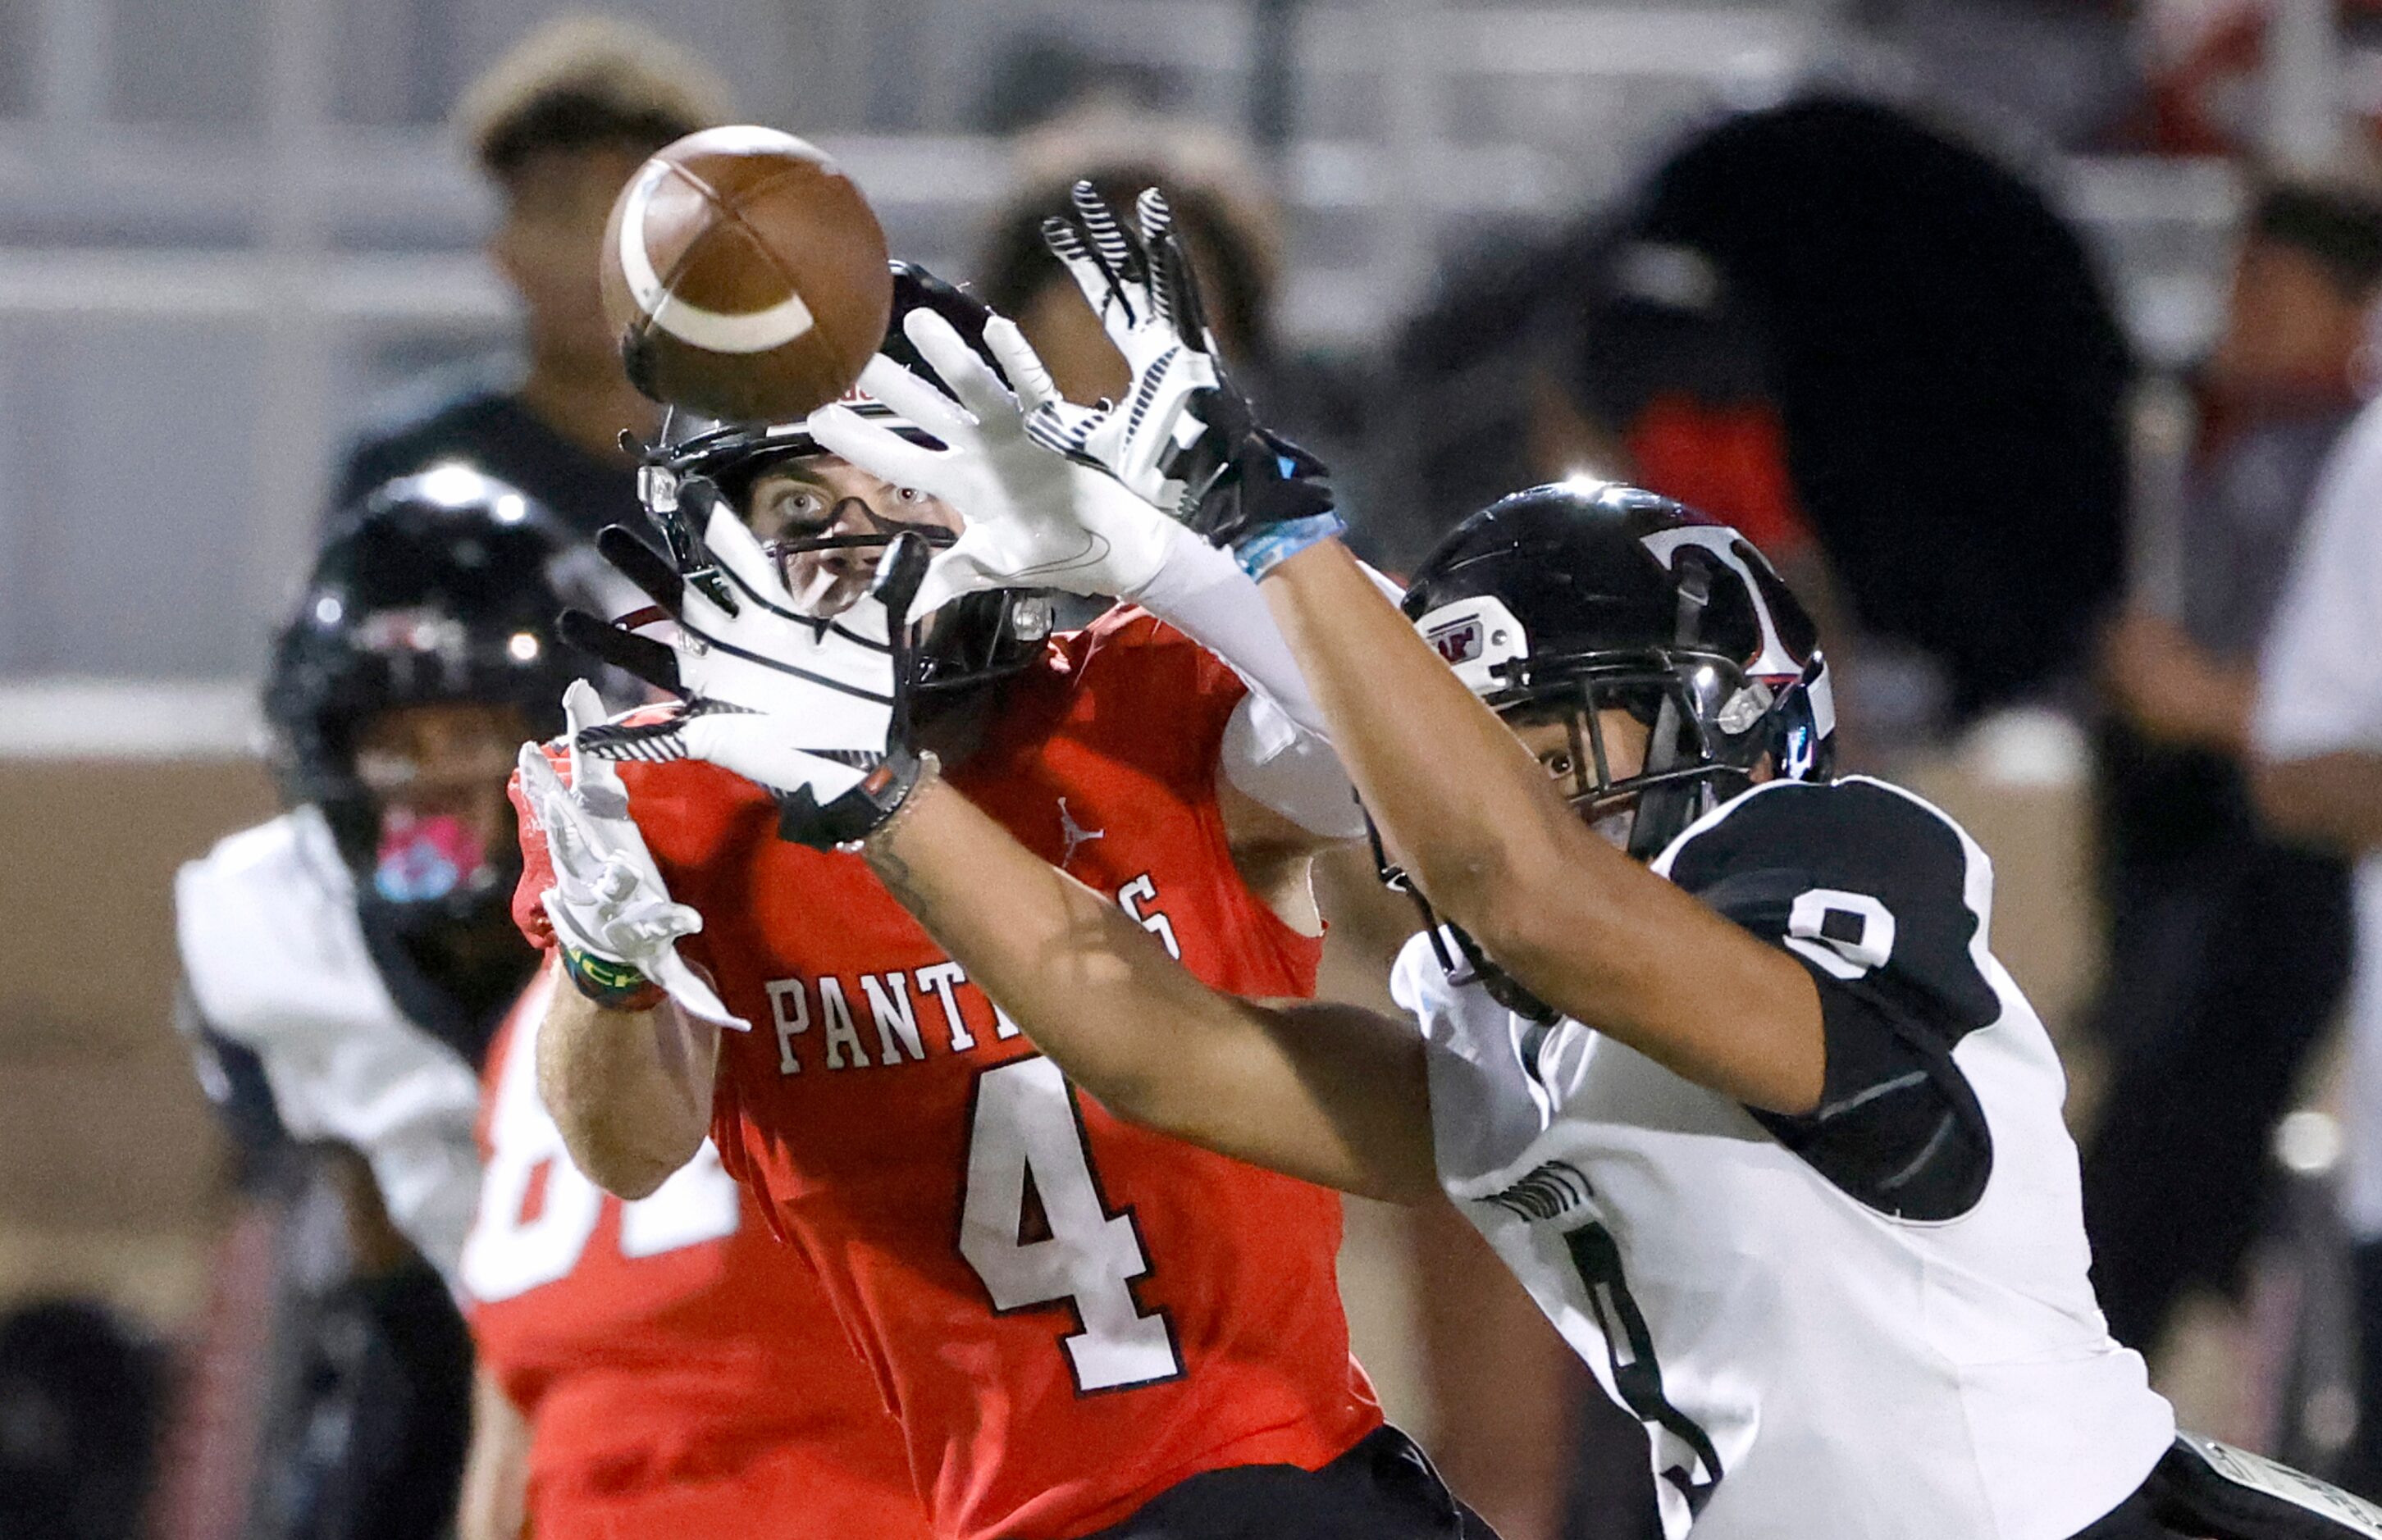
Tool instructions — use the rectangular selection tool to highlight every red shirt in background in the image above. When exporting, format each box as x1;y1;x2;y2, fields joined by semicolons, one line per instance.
463;966;929;1540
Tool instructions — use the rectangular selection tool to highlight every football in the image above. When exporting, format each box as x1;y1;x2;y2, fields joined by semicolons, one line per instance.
600;125;892;424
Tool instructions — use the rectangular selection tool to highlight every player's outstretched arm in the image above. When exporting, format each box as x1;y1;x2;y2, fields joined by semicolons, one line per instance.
806;307;1367;847
1262;539;1827;1116
535;986;718;1201
1028;185;1823;1113
861;772;1440;1204
513;682;736;1200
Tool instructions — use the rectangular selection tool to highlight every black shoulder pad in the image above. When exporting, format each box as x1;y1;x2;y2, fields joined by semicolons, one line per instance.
1664;778;2000;1040
1664;779;2006;1219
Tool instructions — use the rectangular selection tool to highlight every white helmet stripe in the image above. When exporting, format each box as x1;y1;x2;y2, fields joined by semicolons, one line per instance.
1639;526;1803;677
1803;659;1835;740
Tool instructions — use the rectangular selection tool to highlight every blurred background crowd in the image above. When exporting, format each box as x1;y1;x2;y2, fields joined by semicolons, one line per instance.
11;1;2382;1537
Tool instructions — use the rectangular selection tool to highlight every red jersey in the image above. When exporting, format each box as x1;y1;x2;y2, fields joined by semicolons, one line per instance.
462;965;929;1540
513;610;1381;1540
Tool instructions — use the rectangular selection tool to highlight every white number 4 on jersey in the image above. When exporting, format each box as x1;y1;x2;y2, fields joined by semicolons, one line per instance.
959;1057;1183;1392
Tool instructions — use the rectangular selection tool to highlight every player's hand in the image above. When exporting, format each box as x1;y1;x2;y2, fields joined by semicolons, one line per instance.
1032;183;1338;563
805;309;1179;610
559;481;931;850
516;681;744;1028
1026;181;1221;511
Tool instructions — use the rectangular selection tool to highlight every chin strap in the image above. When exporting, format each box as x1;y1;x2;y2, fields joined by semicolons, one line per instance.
1364;809;1560;1026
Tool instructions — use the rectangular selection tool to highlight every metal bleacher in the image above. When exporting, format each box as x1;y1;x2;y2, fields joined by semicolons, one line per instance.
0;0;2241;695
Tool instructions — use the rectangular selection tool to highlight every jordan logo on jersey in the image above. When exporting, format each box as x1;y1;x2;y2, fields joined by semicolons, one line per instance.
1056;798;1105;868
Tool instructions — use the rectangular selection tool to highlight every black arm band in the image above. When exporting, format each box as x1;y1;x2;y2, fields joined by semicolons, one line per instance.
776;748;927;852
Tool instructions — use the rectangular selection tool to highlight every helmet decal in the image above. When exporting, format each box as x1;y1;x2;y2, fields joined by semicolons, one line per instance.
1415;595;1530;695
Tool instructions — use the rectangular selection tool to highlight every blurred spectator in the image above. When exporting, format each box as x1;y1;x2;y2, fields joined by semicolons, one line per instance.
1528;233;1858;763
1628;96;2132;719
2252;317;2382;1496
2081;179;2382;1365
974;157;1282;401
332;16;729;539
1537;234;1811;563
2126;0;2382;159
0;1300;165;1540
1383;96;2131;720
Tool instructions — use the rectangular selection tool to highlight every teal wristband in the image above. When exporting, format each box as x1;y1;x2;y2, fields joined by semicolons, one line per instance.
1233;512;1347;581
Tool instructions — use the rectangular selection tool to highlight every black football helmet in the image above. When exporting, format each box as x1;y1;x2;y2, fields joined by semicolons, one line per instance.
1389;480;1835;1017
264;466;603;909
630;262;1058;696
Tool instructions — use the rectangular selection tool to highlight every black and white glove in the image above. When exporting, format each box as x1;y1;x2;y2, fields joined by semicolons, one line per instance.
559;481;934;850
807;312;1184;611
1032;182;1340;575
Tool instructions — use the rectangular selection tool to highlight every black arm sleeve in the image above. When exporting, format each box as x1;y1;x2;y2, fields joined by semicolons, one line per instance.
1663;779;2006;1220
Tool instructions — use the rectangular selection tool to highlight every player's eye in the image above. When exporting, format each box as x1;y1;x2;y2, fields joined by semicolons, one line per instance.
891;485;929;507
1542;752;1575;781
764;486;829;532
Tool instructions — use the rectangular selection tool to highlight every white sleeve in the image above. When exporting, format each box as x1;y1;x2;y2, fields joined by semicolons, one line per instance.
176;827;486;1285
1134;526;1394;838
245;1019;487;1283
1134;525;1332;737
2255;401;2382;762
1218;691;1368;838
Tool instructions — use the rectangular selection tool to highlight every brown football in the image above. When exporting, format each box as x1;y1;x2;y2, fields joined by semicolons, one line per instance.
600;125;892;424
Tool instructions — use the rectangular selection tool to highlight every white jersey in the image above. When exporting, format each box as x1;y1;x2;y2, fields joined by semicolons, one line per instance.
1393;775;2174;1539
2254;397;2382;1239
176;806;486;1282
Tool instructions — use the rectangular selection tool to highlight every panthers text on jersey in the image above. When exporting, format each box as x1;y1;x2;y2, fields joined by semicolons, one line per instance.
463;964;928;1539
513;608;1382;1540
1393;776;2175;1540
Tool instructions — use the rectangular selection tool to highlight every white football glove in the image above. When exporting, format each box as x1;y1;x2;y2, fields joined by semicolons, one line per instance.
515;680;743;1028
805;309;1182;613
563;481;928;850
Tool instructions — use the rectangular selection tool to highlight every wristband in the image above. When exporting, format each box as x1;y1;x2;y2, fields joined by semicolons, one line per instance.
778;747;929;852
853;750;941;854
560;945;668;1012
1233;512;1347;581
